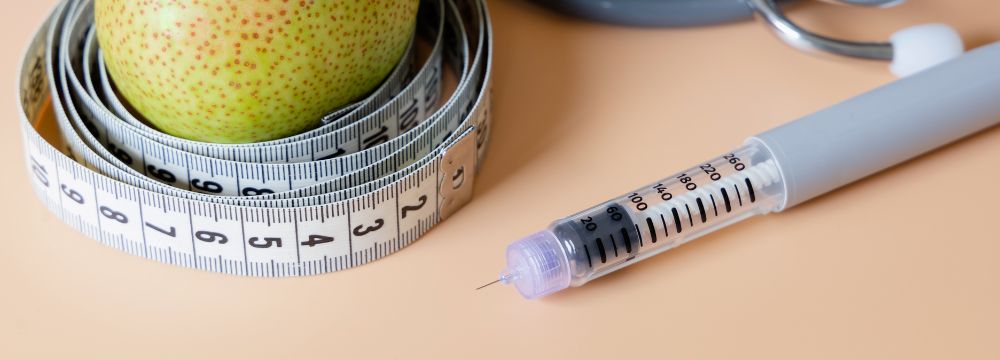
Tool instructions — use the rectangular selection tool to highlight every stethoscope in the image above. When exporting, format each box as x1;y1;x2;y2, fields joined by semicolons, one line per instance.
534;0;964;77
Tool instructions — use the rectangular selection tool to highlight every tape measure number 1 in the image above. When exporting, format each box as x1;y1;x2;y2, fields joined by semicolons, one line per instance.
18;0;494;276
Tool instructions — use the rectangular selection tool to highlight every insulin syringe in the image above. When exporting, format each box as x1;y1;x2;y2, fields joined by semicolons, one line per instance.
485;40;1000;299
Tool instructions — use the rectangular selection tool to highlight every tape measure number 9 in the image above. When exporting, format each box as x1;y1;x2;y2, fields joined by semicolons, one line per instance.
17;0;494;276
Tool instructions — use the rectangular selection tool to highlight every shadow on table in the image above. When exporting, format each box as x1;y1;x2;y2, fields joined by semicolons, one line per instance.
474;0;590;197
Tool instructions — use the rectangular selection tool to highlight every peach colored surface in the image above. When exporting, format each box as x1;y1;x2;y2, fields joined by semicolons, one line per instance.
3;1;1000;359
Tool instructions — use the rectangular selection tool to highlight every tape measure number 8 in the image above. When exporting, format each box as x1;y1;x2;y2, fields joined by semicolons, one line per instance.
18;0;494;276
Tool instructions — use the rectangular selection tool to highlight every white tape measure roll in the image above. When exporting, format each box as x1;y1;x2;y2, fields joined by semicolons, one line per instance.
17;0;493;276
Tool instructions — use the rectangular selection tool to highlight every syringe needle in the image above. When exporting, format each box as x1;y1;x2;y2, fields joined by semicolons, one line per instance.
475;279;501;290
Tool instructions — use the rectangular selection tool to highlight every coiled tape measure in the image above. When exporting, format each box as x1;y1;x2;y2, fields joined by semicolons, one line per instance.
17;0;493;276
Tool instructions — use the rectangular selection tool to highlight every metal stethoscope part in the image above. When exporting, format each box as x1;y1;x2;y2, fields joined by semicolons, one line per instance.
747;0;894;61
534;0;964;76
749;0;963;76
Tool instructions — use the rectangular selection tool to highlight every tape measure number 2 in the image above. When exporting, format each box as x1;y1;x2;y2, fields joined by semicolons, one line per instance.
18;0;494;276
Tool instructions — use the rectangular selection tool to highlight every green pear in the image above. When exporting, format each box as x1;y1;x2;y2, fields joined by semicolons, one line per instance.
95;0;419;143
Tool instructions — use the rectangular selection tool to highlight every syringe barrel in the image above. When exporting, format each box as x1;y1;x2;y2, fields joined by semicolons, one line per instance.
753;40;1000;210
502;142;786;299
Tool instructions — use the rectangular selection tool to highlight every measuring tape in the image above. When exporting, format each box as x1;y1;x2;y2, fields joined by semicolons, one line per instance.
17;0;493;276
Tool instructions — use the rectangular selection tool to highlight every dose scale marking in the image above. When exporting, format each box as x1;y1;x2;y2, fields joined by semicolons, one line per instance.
580;165;767;269
552;155;781;277
18;0;494;276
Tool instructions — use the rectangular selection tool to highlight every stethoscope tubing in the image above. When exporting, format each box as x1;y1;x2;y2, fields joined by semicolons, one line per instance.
532;0;900;62
532;0;901;27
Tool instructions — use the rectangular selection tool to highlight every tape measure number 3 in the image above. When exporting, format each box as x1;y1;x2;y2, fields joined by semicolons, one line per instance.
17;0;494;277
